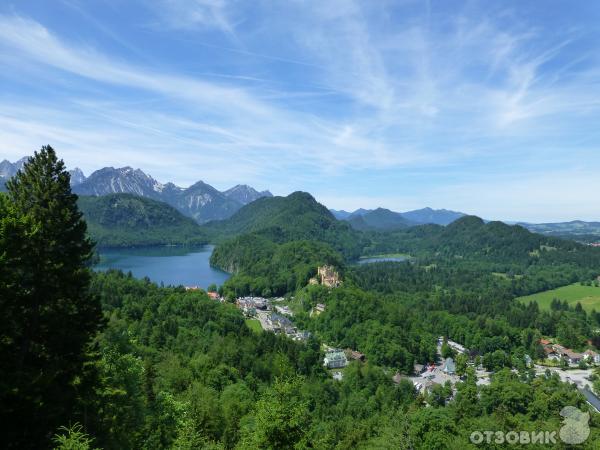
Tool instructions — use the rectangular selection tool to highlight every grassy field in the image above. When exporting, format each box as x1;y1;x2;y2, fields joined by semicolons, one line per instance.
245;318;263;333
517;283;600;313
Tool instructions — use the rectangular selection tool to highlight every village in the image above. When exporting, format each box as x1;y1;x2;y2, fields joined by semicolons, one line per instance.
196;266;600;411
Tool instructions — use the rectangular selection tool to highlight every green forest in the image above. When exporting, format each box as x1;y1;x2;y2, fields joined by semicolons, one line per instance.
78;193;208;247
2;148;600;449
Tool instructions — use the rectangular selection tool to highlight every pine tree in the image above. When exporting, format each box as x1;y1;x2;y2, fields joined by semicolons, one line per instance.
0;146;103;449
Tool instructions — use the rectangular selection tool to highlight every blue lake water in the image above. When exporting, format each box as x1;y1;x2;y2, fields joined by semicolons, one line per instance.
357;256;409;264
95;245;230;288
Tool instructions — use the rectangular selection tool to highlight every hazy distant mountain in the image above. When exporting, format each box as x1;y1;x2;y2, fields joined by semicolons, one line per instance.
401;207;465;226
72;166;270;223
223;184;272;204
347;208;416;231
331;206;465;227
330;209;353;220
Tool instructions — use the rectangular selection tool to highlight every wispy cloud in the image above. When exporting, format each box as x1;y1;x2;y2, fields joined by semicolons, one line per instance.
147;0;237;37
0;1;599;220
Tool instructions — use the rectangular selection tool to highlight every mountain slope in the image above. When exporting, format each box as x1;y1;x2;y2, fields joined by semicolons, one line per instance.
74;167;165;198
168;180;242;223
68;168;86;186
205;191;365;259
78;194;207;247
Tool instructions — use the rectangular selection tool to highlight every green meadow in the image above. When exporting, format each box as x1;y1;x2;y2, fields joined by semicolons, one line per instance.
244;318;263;333
517;283;600;313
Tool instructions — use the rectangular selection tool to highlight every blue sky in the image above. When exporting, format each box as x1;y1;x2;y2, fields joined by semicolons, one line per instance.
1;0;599;222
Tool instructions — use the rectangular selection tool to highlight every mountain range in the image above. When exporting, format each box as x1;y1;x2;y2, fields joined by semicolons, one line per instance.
2;156;600;242
1;157;87;190
72;166;272;223
331;206;466;229
0;157;273;223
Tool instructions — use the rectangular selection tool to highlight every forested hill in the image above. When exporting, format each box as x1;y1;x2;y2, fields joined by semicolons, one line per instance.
204;191;365;259
78;193;207;247
370;215;592;263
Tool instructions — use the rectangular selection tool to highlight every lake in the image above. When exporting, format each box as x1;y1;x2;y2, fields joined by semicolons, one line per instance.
95;245;230;288
357;255;409;265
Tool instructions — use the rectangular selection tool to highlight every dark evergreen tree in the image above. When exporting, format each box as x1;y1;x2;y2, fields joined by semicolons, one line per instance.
0;146;103;449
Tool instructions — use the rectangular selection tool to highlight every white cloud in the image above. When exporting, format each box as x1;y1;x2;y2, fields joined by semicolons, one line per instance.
1;4;600;220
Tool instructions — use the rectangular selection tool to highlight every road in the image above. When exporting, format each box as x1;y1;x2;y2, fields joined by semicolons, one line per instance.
533;365;594;390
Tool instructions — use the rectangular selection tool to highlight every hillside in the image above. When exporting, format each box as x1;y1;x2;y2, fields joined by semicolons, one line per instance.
78;193;207;247
204;191;365;258
368;215;600;267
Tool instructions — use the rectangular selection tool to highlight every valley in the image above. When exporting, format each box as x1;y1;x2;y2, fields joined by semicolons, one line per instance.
4;150;600;449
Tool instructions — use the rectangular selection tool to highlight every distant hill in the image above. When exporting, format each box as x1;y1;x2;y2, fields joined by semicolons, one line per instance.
519;221;600;242
368;215;591;266
347;208;416;231
78;193;207;247
72;166;270;223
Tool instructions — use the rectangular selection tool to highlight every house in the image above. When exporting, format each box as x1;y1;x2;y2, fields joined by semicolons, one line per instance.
562;349;583;365
207;291;220;300
294;331;312;341
540;338;552;346
544;346;561;361
275;305;293;316
323;350;348;369
442;357;456;375
552;344;566;354
583;350;600;364
318;265;341;288
269;313;293;332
